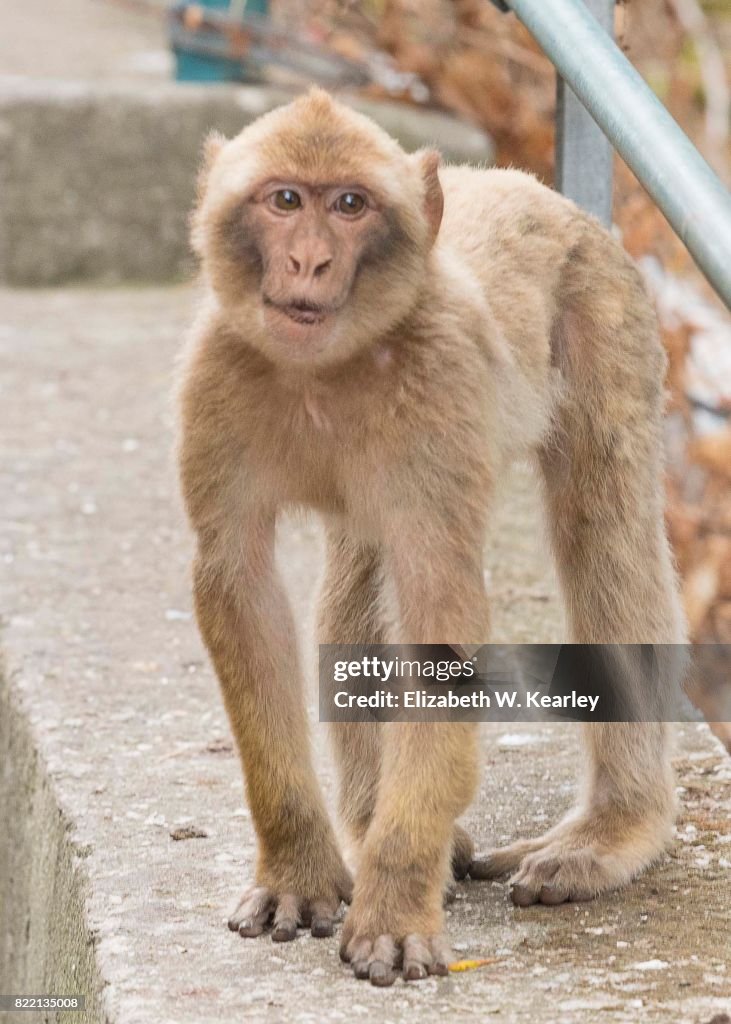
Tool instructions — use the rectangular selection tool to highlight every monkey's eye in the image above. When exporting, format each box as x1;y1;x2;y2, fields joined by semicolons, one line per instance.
335;192;366;216
272;189;302;212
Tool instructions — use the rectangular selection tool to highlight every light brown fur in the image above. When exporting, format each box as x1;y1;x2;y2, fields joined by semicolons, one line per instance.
177;89;686;985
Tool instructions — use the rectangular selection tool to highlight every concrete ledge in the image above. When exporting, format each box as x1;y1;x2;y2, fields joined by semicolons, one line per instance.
0;81;494;285
0;671;105;1022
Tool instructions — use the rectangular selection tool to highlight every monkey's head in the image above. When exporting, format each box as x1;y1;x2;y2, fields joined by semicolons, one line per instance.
192;88;443;366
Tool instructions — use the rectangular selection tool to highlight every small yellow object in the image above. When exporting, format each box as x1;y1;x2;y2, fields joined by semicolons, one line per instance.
448;957;501;973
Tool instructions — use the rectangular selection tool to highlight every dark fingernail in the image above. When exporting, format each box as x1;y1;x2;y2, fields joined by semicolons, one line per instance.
539;885;566;905
404;963;427;981
239;922;264;938
429;962;449;977
353;960;370;980
271;923;296;942
311;917;333;938
511;884;536;907
227;918;239;931
370;963;396;987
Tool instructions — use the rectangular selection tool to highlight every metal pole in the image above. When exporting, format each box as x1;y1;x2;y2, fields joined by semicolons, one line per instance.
555;0;614;225
502;0;731;309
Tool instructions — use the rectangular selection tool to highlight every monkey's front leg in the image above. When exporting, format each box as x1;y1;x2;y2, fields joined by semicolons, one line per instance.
340;721;480;985
193;522;351;942
340;530;488;985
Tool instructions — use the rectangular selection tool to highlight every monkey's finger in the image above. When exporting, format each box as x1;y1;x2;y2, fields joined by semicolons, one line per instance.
403;934;432;981
368;934;398;987
345;937;373;978
427;936;452;976
308;898;337;938
469;851;514;879
271;893;301;942
228;886;274;936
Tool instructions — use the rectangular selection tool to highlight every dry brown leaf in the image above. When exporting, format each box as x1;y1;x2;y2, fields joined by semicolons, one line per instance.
689;430;731;482
683;536;731;635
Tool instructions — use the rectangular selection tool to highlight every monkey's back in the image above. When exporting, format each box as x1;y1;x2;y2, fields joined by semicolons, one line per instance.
437;165;656;394
438;166;585;314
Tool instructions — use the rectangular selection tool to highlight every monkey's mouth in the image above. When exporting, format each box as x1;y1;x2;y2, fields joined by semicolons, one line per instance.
264;297;333;327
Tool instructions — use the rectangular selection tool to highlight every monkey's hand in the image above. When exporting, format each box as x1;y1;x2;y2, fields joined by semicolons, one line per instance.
227;840;352;942
339;865;452;986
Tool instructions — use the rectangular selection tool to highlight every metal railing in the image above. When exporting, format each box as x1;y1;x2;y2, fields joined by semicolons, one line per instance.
493;0;731;310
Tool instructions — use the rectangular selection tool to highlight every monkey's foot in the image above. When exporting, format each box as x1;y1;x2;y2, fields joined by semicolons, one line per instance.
228;869;353;941
470;812;671;906
340;931;452;987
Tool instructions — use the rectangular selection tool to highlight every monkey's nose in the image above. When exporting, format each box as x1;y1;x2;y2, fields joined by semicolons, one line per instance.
287;251;333;280
313;257;332;278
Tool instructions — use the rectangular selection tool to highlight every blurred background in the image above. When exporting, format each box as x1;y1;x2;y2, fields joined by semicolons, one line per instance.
1;0;729;647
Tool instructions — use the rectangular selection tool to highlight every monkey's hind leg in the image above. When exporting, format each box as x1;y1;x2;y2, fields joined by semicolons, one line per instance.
474;252;686;906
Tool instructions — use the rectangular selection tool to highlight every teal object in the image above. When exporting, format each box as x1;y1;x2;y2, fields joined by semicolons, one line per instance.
173;0;270;83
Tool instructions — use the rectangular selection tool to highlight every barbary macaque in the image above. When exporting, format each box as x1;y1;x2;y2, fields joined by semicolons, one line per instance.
177;88;686;986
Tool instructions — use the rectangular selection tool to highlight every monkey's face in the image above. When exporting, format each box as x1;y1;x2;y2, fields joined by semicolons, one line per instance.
240;179;395;357
192;89;443;367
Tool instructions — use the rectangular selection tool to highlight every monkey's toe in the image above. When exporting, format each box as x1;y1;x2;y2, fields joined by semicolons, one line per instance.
468;852;510;880
469;836;548;880
509;845;619;906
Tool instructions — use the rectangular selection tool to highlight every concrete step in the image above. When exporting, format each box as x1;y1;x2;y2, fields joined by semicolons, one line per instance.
0;81;494;286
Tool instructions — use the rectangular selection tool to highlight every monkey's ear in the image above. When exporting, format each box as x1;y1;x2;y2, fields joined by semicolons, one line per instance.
191;131;227;256
196;130;227;202
416;149;444;247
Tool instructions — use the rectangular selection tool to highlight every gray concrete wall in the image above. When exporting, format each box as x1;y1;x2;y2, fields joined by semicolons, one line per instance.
0;673;106;1023
0;81;493;285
